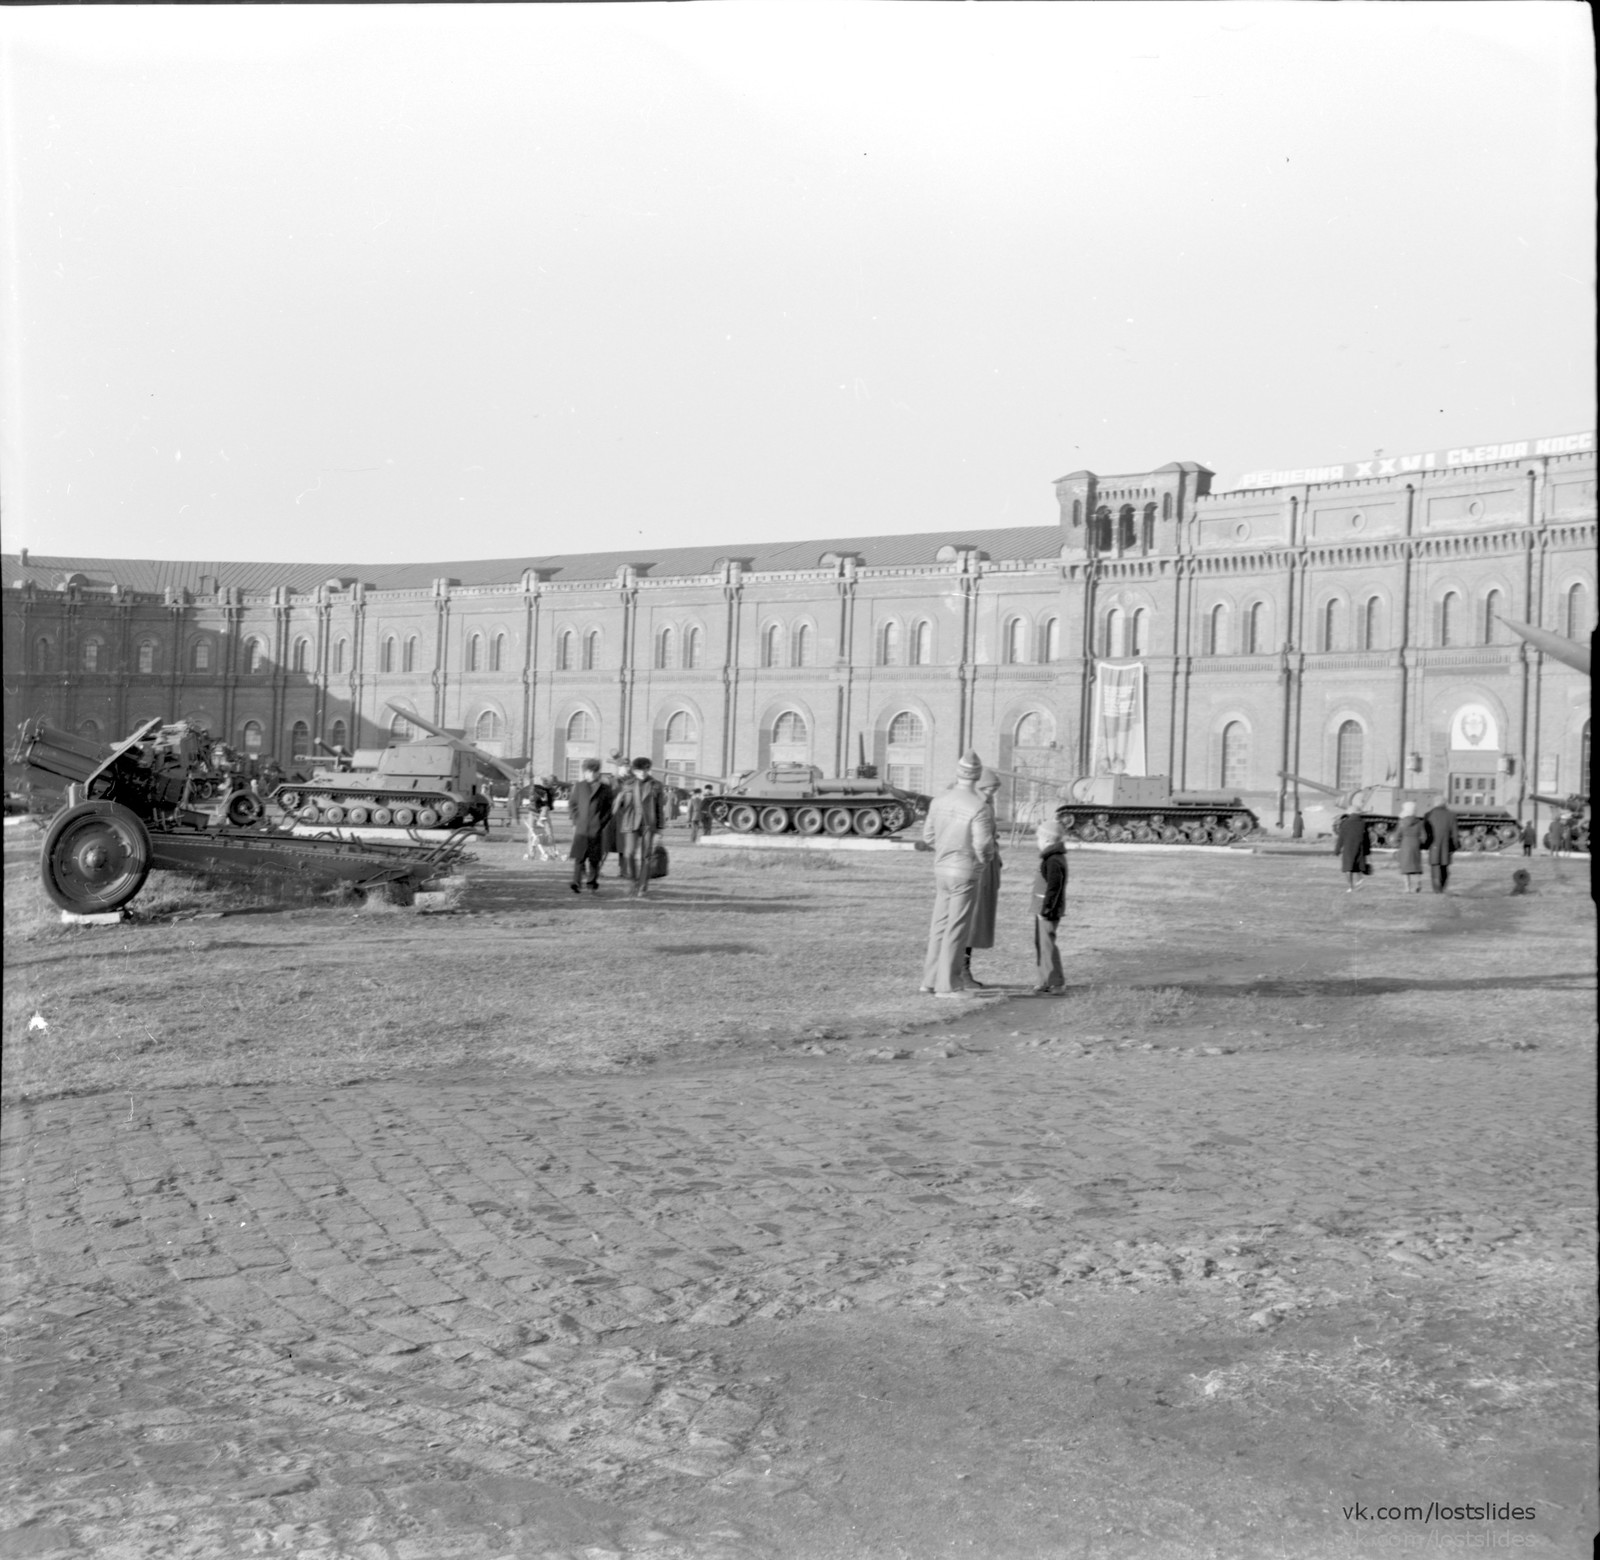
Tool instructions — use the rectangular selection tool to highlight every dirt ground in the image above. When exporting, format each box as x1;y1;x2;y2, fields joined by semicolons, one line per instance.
2;823;1595;1559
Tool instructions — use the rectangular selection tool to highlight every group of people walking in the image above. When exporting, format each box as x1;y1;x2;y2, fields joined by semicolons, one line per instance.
920;751;1068;999
1335;799;1461;893
559;757;669;898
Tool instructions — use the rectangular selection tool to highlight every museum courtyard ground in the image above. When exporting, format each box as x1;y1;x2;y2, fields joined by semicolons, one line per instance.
2;825;1595;1559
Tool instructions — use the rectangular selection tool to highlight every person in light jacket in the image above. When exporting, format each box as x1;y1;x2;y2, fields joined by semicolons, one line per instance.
919;752;996;998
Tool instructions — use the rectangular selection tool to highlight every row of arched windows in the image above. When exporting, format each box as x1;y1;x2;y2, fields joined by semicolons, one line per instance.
654;625;706;670
877;619;934;666
1002;615;1062;665
762;621;817;669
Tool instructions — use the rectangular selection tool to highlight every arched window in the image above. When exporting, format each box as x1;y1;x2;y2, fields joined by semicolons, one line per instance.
381;636;396;673
1206;604;1226;657
879;620;902;667
404;636;418;673
1322;599;1341;653
1130;608;1148;657
911;620;933;665
332;638;347;674
1093;507;1113;552
1246;603;1266;655
656;626;676;670
1117;505;1137;551
78;718;100;739
475;710;502;743
685;626;703;669
557;630;575;671
32;636;49;671
328;719;348;751
491;633;506;673
241;720;264;755
193;640;211;672
1015;711;1056;749
663;710;698;777
886;711;927;792
566;710;595;743
466;633;483;673
1141;503;1157;552
762;624;782;668
1567;582;1590;638
248;638;269;675
81;640;100;672
1005;617;1028;665
292;636;309;673
390;710;417;740
1439;591;1461;647
1361;597;1382;651
583;630;599;670
1221;721;1249;789
563;709;598;780
137;639;158;674
771;710;809;764
290;720;310;759
1335;720;1364;791
1101;609;1123;659
792;623;815;667
1042;617;1061;662
1482;590;1503;645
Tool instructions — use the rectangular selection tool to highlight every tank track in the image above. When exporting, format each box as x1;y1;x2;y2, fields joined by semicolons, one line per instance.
1056;805;1258;846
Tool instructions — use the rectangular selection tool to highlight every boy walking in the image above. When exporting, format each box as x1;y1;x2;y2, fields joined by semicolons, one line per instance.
1031;819;1069;995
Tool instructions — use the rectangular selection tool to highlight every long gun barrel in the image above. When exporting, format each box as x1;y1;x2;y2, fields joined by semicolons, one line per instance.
1499;618;1591;676
1277;771;1346;801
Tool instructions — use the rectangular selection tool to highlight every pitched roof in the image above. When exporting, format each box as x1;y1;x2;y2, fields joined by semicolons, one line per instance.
3;523;1064;595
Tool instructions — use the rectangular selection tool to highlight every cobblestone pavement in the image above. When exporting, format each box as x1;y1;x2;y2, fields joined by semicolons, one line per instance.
4;973;1595;1560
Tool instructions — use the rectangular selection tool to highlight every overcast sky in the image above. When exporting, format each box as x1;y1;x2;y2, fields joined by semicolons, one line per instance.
1;2;1593;565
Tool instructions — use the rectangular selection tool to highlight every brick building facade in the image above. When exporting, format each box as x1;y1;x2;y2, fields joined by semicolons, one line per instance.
5;433;1593;830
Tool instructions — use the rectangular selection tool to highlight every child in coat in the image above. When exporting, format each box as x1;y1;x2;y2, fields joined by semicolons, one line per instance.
1031;820;1069;994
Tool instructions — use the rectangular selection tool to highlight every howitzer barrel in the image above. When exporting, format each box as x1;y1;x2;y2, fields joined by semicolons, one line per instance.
1529;792;1586;811
1499;618;1591;676
11;719;114;785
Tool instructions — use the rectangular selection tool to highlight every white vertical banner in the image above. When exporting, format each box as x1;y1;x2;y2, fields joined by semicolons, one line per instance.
1089;660;1147;776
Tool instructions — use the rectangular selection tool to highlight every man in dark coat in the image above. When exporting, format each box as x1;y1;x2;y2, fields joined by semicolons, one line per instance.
1334;810;1371;891
1425;799;1459;893
565;758;613;894
1520;820;1536;857
615;757;667;898
1031;819;1069;994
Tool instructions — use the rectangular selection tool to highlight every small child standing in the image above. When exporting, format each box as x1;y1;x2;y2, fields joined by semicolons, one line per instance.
1031;820;1069;995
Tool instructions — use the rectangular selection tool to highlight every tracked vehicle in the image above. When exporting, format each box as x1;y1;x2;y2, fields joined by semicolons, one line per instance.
272;704;521;829
1054;774;1258;845
702;763;926;837
1281;773;1521;852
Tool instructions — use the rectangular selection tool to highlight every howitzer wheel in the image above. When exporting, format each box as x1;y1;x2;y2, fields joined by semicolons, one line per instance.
226;792;264;827
298;804;321;823
759;806;789;834
1160;825;1182;842
794;806;825;835
40;801;152;913
853;808;884;837
728;803;759;833
435;799;459;822
823;807;853;836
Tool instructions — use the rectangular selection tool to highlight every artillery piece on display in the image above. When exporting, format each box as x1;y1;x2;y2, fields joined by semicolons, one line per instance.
271;703;524;830
699;763;928;838
1279;773;1521;853
1053;773;1259;846
1529;792;1590;854
12;716;470;914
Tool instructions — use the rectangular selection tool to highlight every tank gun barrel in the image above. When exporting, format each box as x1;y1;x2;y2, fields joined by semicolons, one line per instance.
1499;618;1590;676
1529;791;1588;812
1277;771;1347;802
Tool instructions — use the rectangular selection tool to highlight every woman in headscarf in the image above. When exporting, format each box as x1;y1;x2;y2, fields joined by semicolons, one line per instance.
964;768;1004;986
1334;807;1371;892
1392;799;1429;894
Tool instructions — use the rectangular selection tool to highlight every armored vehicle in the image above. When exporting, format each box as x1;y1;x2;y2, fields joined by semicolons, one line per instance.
1530;791;1590;854
1054;774;1258;845
272;703;521;829
702;763;927;837
12;716;467;914
1281;773;1521;853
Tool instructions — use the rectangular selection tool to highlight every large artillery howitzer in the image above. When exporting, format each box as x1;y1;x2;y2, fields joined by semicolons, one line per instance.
272;703;525;829
1528;791;1591;854
11;717;471;915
